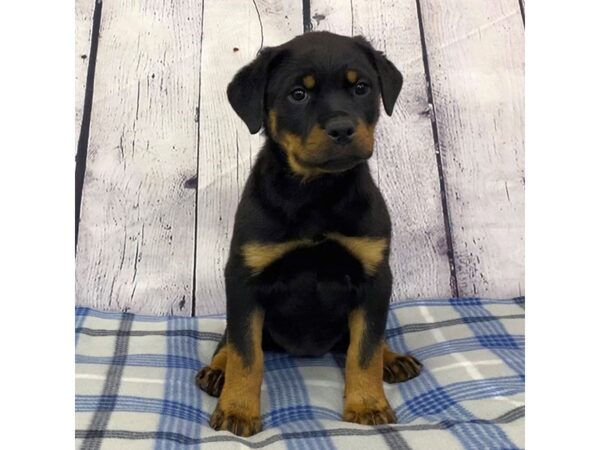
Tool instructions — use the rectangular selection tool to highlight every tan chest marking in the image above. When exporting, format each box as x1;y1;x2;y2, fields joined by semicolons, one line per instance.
241;239;314;275
326;233;388;275
241;234;387;276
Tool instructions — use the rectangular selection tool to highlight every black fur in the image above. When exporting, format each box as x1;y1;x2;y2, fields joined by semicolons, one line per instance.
223;31;403;366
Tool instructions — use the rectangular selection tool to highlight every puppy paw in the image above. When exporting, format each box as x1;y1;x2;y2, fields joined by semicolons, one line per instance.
343;401;397;425
195;366;225;397
209;403;262;437
383;354;422;383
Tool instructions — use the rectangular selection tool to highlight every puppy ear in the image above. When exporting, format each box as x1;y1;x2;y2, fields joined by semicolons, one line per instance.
354;36;403;116
227;47;281;134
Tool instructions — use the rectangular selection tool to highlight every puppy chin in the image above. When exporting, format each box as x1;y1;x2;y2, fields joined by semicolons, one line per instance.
318;155;368;172
299;147;373;173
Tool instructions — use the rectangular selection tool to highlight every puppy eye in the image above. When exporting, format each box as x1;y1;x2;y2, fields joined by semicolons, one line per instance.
354;82;370;96
289;87;308;103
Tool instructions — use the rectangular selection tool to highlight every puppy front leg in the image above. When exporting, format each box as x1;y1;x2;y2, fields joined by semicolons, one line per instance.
343;307;396;425
209;280;264;436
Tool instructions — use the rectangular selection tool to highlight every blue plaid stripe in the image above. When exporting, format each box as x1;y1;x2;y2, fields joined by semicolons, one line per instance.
76;299;524;449
76;395;209;423
76;354;200;368
412;336;525;360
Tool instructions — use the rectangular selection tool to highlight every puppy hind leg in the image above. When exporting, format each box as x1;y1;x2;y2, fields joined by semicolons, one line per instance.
382;344;423;383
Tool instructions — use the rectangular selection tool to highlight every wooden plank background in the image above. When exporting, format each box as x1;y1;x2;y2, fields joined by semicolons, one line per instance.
75;0;202;315
75;0;525;316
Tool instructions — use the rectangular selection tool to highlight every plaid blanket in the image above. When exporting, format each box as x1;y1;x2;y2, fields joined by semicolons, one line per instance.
75;297;525;449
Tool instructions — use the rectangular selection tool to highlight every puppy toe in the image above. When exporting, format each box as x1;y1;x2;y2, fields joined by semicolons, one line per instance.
343;404;397;425
209;403;261;437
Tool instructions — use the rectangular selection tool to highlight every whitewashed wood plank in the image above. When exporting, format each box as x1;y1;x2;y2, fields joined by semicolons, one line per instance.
76;0;202;315
75;0;95;144
419;0;525;297
194;0;303;314
311;0;455;300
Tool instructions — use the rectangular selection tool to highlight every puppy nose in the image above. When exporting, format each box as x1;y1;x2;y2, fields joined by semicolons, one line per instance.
325;117;355;144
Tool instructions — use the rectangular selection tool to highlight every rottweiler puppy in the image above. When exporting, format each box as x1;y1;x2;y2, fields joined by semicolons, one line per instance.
195;31;422;437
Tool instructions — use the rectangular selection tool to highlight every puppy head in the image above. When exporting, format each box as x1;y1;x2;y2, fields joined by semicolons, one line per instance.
227;32;403;179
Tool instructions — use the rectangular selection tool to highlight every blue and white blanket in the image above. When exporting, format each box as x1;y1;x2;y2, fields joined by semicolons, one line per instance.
75;297;525;449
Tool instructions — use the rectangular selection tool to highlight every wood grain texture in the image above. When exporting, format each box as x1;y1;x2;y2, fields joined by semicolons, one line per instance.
75;0;95;145
75;0;202;315
311;0;454;300
194;0;303;314
419;0;525;297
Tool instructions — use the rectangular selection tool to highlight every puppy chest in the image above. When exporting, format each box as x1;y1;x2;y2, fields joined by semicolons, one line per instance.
241;234;388;279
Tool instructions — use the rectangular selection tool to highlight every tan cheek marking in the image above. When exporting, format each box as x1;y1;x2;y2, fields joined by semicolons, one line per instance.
268;110;278;137
344;310;390;421
304;125;330;154
326;233;388;275
354;121;375;156
346;70;358;84
302;74;316;89
280;132;323;181
241;239;314;274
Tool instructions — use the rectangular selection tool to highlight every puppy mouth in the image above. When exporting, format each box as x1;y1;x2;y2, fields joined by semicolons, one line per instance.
298;154;367;172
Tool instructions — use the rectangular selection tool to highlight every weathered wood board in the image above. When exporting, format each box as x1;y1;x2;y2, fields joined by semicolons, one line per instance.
75;0;203;315
310;0;455;300
194;0;304;314
75;0;95;145
418;0;525;297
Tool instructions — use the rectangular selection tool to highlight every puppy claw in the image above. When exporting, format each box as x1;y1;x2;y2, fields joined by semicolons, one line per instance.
195;366;225;397
343;404;397;425
384;354;423;383
209;404;262;437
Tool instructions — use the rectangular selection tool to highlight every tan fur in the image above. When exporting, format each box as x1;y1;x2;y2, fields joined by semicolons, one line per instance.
279;130;326;180
344;309;395;424
210;345;228;371
243;234;386;275
211;310;264;434
242;239;314;274
383;344;397;367
302;74;316;89
326;233;387;275
268;110;278;136
346;70;358;84
354;121;375;157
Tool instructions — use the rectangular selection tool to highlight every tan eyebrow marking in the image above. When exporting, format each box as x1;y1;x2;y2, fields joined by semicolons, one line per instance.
346;70;358;84
302;74;316;89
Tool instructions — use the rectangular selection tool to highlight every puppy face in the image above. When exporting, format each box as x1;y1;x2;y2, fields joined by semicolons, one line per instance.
227;32;403;178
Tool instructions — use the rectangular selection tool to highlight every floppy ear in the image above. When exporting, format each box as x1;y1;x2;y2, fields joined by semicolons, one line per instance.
353;36;403;116
227;47;281;134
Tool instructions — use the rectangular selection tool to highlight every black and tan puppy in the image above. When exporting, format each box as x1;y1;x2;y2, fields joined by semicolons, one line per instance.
195;31;422;437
